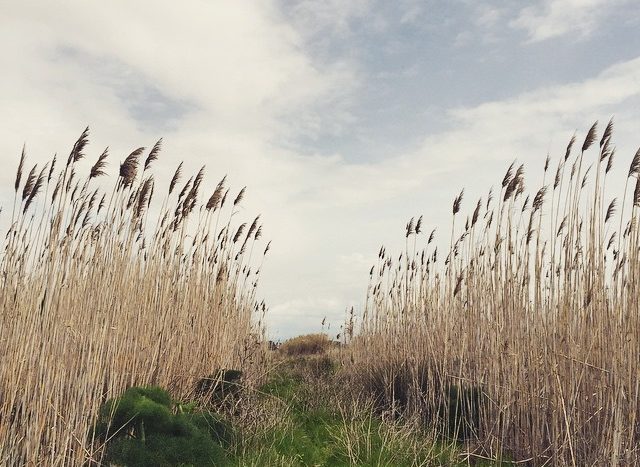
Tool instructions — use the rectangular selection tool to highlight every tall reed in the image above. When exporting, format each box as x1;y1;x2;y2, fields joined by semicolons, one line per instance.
351;120;640;465
0;129;268;465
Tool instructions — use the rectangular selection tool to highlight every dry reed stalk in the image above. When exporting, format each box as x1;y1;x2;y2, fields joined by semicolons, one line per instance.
0;130;268;465
350;121;640;465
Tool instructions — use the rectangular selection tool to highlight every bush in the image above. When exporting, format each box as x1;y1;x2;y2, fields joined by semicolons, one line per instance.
93;386;230;466
279;334;334;356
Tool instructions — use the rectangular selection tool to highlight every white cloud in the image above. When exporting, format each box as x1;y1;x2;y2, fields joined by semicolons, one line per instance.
446;56;640;148
287;0;371;37
511;0;628;43
475;5;504;29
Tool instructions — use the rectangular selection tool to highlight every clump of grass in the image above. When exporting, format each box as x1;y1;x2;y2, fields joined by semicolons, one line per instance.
351;119;640;465
93;386;231;466
279;333;335;356
0;129;269;464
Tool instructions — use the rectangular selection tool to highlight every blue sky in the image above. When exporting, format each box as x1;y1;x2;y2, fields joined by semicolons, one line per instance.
282;0;640;162
2;1;640;338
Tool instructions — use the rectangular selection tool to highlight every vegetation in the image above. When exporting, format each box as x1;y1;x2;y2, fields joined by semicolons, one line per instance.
195;369;244;408
3;120;639;465
279;333;336;356
93;386;230;466
231;353;508;466
350;120;640;465
90;356;510;466
0;130;268;464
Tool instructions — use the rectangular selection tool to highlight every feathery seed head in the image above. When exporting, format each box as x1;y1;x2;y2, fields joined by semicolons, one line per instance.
453;189;464;215
600;117;613;148
144;138;162;171
234;187;246;206
565;134;576;161
67;127;90;166
169;161;183;195
581;121;598;153
90;148;109;179
15;145;25;193
22;164;38;202
119;147;144;188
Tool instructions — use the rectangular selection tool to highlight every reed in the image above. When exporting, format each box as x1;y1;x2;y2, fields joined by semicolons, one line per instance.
351;119;640;465
0;129;268;465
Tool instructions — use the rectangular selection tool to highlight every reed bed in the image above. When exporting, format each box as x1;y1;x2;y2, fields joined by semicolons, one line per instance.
0;129;268;465
351;120;640;465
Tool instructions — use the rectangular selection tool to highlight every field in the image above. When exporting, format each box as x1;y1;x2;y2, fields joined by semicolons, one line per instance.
1;121;639;465
349;120;640;465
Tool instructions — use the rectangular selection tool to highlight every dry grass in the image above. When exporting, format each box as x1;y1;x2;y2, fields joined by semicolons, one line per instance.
0;129;268;465
279;333;335;356
350;119;640;465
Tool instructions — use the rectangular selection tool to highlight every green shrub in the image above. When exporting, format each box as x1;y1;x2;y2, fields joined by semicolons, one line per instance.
93;386;230;466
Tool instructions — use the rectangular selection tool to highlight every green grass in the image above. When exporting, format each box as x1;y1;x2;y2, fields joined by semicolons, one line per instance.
94;358;514;466
231;357;513;466
235;374;435;466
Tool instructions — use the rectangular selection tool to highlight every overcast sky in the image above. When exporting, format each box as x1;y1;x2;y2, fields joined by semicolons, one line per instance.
2;1;640;338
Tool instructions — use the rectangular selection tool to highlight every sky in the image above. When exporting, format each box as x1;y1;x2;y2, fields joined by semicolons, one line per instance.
2;1;640;338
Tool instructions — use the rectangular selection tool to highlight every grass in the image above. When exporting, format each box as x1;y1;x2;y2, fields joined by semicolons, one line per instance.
349;120;640;465
230;353;512;466
86;352;515;465
0;130;268;464
278;333;336;356
93;386;231;466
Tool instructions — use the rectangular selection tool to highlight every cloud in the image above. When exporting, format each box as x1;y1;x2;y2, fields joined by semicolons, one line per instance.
446;56;640;148
4;1;359;141
402;56;640;210
511;0;628;43
475;5;504;29
285;0;371;37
